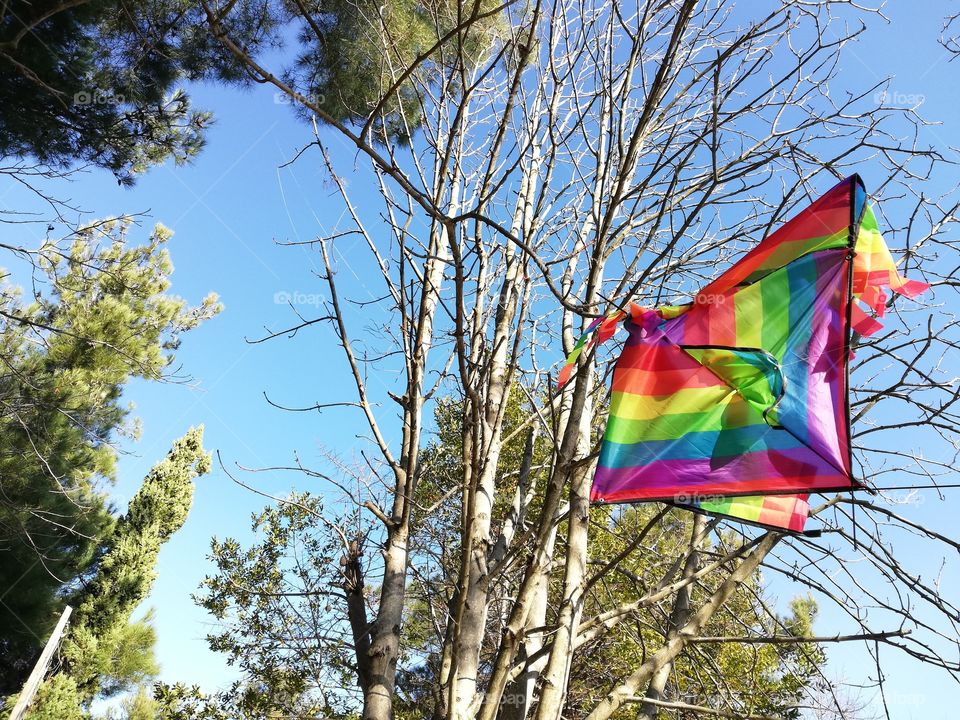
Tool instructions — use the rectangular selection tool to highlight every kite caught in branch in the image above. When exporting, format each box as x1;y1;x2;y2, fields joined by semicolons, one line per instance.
559;176;929;532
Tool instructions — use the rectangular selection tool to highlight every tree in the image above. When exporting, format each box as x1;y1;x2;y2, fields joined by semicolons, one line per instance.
178;392;830;720
0;219;220;694
158;493;364;719
105;688;162;720
66;427;211;696
194;0;506;143
19;427;212;718
0;0;211;185
0;0;503;192
182;1;959;719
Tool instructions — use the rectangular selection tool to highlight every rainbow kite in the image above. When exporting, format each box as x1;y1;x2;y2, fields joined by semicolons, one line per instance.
559;176;928;532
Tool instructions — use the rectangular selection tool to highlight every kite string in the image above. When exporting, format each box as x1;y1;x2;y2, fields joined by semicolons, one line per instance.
861;483;960;491
851;488;858;550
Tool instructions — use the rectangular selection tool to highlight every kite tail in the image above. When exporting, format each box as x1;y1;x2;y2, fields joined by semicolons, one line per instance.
557;309;627;389
851;204;930;337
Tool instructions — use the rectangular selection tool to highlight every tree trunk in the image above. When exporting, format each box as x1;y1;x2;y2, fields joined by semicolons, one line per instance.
637;513;705;720
363;523;410;720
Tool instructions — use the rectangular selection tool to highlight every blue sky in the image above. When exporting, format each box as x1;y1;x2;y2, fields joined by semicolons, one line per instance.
1;3;958;717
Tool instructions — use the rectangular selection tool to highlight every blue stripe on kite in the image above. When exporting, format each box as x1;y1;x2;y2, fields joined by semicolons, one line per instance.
598;424;806;469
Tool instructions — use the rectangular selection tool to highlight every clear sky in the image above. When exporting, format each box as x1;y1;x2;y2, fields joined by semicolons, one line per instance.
0;2;957;718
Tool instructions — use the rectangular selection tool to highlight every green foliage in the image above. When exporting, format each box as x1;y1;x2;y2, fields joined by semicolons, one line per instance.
154;684;228;720
184;0;506;143
415;388;553;558
114;687;161;720
0;0;507;172
400;392;827;719
16;428;210;719
92;618;160;698
178;386;826;719
155;494;366;719
0;220;219;695
567;512;826;719
0;1;212;183
63;427;212;700
285;0;506;142
20;674;84;720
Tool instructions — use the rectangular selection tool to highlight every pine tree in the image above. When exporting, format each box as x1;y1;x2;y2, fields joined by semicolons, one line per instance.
0;220;220;694
22;428;212;718
0;0;212;183
66;427;211;698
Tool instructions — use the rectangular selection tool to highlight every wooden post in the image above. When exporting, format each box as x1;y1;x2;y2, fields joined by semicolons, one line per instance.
8;605;72;720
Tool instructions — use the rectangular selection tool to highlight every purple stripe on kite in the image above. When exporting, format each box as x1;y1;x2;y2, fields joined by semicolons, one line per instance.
797;254;849;472
592;446;846;501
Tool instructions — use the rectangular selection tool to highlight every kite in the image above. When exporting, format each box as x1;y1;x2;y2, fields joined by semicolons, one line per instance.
558;175;929;532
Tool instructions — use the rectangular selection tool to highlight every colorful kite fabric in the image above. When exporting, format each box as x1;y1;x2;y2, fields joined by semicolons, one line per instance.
694;494;810;533
559;175;929;532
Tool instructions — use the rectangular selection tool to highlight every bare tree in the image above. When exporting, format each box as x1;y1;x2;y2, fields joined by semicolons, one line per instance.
193;1;959;719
